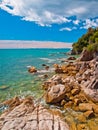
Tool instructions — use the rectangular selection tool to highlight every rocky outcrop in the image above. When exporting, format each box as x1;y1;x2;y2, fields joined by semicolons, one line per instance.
0;97;69;130
28;66;37;73
43;58;98;118
54;64;77;76
79;49;94;61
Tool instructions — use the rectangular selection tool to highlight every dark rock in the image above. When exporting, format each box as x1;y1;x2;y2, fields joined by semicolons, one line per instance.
79;49;94;61
83;110;95;119
43;74;48;78
45;66;49;70
67;57;76;60
42;64;47;66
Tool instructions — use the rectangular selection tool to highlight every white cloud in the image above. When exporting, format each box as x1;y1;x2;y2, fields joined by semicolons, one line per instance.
60;27;72;31
73;20;80;25
0;0;98;27
81;18;98;29
60;27;77;32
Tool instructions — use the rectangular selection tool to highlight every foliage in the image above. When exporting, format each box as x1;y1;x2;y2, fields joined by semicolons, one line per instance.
72;27;98;54
87;43;98;53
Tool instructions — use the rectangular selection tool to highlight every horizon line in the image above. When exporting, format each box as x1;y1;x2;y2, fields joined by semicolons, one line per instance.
0;40;72;49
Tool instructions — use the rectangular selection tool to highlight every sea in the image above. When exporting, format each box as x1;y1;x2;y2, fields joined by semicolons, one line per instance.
0;48;70;102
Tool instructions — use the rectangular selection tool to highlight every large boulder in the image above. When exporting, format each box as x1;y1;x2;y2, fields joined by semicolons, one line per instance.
45;84;66;103
79;49;94;61
0;97;69;130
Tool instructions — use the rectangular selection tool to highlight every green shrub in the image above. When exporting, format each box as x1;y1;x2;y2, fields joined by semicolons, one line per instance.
72;27;98;54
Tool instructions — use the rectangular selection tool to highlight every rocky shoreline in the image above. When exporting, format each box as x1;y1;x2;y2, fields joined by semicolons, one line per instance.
0;55;98;130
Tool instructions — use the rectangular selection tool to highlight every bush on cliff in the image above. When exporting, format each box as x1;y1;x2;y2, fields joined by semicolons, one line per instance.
72;27;98;54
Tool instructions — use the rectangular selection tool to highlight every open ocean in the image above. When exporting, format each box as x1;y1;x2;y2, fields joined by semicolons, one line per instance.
0;48;70;102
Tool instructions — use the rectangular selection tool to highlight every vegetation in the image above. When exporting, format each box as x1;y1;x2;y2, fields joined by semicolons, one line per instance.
72;27;98;54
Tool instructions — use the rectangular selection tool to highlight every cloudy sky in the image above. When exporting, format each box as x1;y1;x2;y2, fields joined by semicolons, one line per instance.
0;0;98;42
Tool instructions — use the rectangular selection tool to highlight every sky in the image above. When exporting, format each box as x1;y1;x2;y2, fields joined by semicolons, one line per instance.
0;0;98;43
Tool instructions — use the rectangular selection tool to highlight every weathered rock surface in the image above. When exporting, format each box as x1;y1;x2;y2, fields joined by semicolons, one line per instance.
0;97;69;130
79;49;94;61
45;84;66;103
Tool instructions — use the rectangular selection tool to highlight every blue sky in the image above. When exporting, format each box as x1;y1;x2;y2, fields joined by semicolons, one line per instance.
0;0;98;43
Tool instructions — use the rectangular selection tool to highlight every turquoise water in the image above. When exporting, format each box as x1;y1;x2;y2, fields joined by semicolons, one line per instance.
0;48;70;102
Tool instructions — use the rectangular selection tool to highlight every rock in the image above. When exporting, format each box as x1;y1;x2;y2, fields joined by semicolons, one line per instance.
42;81;51;90
88;119;98;130
79;49;94;61
43;74;48;78
64;101;73;109
42;64;47;66
51;75;62;84
83;110;95;119
77;124;88;130
67;57;76;60
93;105;98;114
91;79;98;89
28;66;37;73
0;97;69;130
76;114;86;123
71;88;80;96
61;100;66;106
3;96;21;110
42;75;62;90
0;85;10;90
45;66;49;70
74;98;81;106
45;84;66;103
53;64;59;68
79;103;93;112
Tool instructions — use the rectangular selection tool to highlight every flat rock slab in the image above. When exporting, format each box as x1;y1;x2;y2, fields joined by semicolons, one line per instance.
0;98;69;130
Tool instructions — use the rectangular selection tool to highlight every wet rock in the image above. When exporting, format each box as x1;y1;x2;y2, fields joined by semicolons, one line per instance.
42;64;47;66
3;96;21;110
67;56;76;60
28;66;37;73
0;97;69;130
45;84;66;103
0;85;10;90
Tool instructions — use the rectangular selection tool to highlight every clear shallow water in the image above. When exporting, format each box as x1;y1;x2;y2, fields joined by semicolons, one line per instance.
0;48;70;102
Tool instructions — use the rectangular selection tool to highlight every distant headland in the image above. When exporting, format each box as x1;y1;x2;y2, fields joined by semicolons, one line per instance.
0;40;72;49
